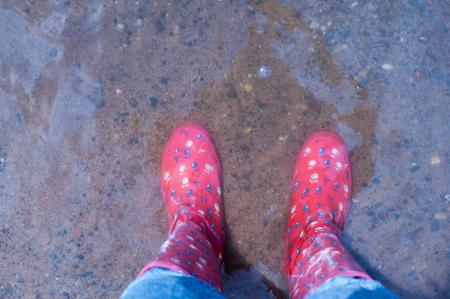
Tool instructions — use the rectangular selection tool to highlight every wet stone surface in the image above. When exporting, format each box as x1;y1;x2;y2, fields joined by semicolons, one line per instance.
0;1;449;298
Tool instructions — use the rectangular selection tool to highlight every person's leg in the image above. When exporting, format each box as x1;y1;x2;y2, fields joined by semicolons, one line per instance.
122;124;225;298
286;132;397;299
121;268;224;299
305;276;397;299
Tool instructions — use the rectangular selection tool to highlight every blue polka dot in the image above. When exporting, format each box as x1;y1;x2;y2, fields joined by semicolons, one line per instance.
192;162;198;168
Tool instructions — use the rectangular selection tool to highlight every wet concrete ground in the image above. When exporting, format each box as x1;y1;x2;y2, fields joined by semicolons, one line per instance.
0;0;449;298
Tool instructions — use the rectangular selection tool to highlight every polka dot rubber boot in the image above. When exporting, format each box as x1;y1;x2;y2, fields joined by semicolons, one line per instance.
138;124;224;292
286;131;371;298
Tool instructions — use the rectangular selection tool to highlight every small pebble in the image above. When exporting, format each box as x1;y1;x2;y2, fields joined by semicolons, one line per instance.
116;23;125;32
382;63;394;70
129;98;138;107
135;18;144;27
0;157;5;171
243;127;252;134
430;155;441;165
434;212;447;220
409;163;420;173
354;68;368;83
243;83;253;92
309;22;319;30
444;194;450;202
257;66;272;78
150;96;158;108
113;133;121;144
115;88;122;94
418;35;428;43
89;97;104;108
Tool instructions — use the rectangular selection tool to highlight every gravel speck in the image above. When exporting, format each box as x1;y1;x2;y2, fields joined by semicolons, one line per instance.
257;65;272;78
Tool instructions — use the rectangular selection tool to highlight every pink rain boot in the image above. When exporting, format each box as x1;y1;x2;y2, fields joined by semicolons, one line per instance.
138;124;225;291
286;132;371;298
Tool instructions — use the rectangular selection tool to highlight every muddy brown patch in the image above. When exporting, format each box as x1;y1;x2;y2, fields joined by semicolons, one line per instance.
144;1;377;296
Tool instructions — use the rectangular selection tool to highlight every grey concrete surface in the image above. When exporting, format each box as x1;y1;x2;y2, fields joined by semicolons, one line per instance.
0;0;449;298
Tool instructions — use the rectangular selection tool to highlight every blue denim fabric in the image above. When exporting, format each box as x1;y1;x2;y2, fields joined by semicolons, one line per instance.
121;268;225;299
121;268;397;299
305;276;398;299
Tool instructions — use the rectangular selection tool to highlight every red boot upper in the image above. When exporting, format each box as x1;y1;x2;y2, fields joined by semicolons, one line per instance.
160;124;224;260
286;131;352;274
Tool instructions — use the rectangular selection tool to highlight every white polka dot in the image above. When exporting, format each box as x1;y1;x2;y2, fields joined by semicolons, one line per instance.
195;261;204;270
214;203;220;213
315;269;322;277
217;186;221;196
179;165;186;173
291;205;296;214
189;244;198;250
204;163;213;173
161;240;170;252
308;160;317;167
315;225;324;233
163;172;170;181
186;140;193;147
328;212;334;220
303;147;311;156
198;209;205;215
331;148;339;158
338;202;344;212
199;257;207;264
310;173;319;183
344;184;349;193
170;258;180;264
335;161;343;170
182;177;189;186
300;231;305;238
186;235;194;241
